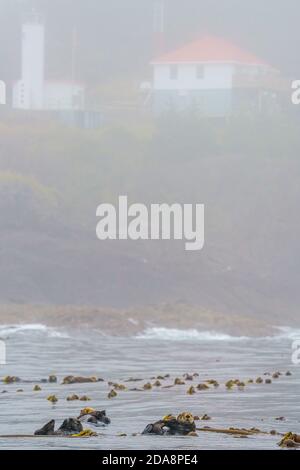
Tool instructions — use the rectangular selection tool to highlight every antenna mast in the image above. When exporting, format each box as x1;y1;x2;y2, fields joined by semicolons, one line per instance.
153;0;165;55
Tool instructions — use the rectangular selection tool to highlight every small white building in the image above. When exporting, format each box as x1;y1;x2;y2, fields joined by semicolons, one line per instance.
44;81;85;111
151;35;282;116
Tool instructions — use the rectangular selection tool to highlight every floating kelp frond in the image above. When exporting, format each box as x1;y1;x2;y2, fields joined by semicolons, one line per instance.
108;389;117;399
278;432;300;448
47;395;58;403
71;429;97;438
3;376;21;384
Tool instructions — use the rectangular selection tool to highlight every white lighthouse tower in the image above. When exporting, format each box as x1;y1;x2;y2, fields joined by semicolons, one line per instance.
13;11;45;110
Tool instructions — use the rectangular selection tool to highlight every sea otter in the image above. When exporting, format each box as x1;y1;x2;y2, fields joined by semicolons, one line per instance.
34;418;83;436
142;412;196;436
34;408;111;436
278;432;300;448
78;408;111;426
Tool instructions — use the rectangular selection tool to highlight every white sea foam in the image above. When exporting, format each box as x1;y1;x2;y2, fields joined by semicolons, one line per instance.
0;324;70;339
136;327;248;341
1;323;299;342
273;326;300;340
137;326;300;342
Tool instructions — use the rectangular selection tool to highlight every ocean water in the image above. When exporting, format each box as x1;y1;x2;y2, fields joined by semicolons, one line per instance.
0;324;299;450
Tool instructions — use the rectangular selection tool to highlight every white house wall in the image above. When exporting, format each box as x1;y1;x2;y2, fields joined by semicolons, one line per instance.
153;63;234;90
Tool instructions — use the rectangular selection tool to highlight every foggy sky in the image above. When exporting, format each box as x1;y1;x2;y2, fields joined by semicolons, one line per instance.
0;0;299;85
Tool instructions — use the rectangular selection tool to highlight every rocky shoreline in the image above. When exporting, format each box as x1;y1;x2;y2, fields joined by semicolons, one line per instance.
0;303;281;337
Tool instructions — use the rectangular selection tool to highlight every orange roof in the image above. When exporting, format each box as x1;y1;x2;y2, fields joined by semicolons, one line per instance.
152;36;268;66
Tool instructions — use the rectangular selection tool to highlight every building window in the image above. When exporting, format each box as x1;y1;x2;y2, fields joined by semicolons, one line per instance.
196;65;204;79
170;65;178;80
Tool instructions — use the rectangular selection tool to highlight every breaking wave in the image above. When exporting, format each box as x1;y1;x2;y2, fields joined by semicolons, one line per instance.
1;324;299;342
274;326;300;340
0;324;70;339
137;326;300;342
136;327;248;341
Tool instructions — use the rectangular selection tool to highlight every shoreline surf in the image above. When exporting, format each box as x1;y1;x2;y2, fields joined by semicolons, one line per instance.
1;303;295;338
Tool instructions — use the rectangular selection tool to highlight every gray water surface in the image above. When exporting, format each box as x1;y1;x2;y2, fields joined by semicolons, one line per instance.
0;326;299;450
